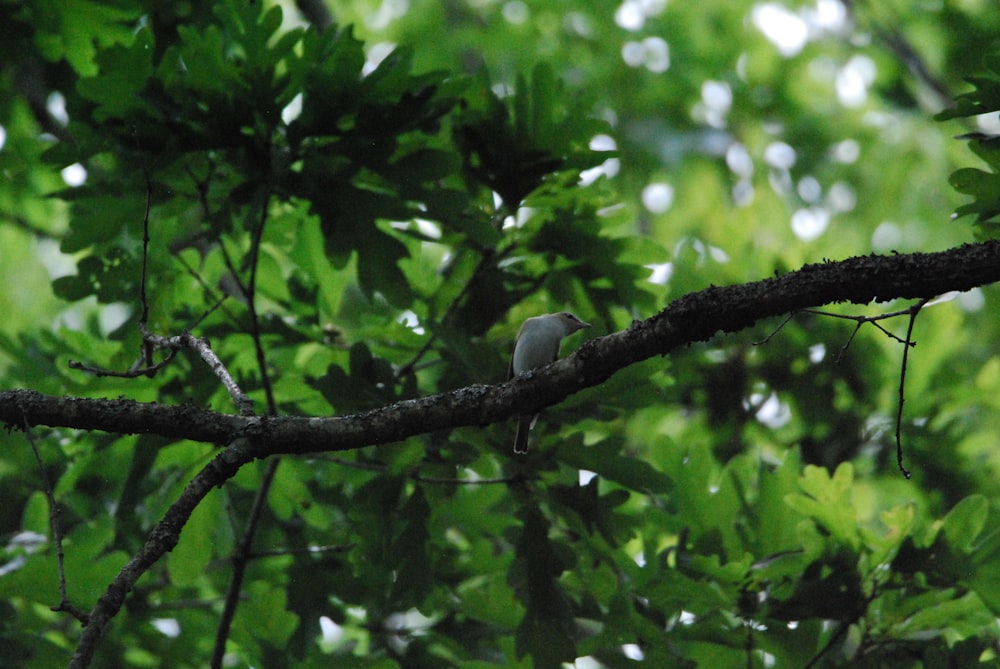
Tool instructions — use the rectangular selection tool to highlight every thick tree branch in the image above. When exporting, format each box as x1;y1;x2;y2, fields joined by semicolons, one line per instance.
68;443;250;668
4;240;1000;668
4;241;1000;458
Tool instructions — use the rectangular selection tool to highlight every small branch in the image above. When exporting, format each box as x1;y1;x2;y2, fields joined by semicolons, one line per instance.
169;252;242;328
68;350;179;379
753;300;930;478
751;313;795;345
750;304;914;354
243;191;277;415
0;211;64;240
893;299;929;479
210;458;280;669
803;617;851;669
803;591;875;668
139;171;154;370
841;1;954;113
68;439;254;669
836;320;864;362
873;25;953;111
184;161;215;221
21;412;89;625
70;329;254;415
799;305;918;353
205;543;355;570
140;328;256;416
414;472;525;485
211;187;278;668
67;169;253;413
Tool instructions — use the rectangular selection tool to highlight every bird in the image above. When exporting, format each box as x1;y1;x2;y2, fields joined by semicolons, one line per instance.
507;312;591;454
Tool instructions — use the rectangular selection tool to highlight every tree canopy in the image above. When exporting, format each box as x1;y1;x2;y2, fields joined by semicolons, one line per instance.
3;1;1000;668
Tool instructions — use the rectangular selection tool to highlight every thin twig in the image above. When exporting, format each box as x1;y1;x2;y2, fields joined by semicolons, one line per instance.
802;591;876;668
751;313;795;345
803;618;850;669
753;306;916;350
69;350;179;379
135;328;255;415
139;174;152;338
169;250;243;328
243;192;277;414
210;458;280;669
67;168;248;397
835;321;864;362
138;153;156;373
211;187;279;669
21;412;90;624
185;161;215;221
204;543;356;571
894;299;929;479
0;212;64;240
752;300;930;477
413;473;523;485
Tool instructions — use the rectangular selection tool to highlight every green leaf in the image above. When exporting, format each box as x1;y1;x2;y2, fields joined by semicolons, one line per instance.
21;491;51;536
237;580;299;647
76;28;155;121
459;576;522;628
949;167;998;196
967;568;1000;616
941;494;988;554
863;502;916;565
356;230;413;307
550;478;634;546
30;0;141;76
894;592;994;641
752;449;804;555
453;64;609;207
52;248;139;304
784;463;860;552
167;481;228;587
557;439;671;494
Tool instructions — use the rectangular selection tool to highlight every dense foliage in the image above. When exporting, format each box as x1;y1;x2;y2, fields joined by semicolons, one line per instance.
3;1;1000;667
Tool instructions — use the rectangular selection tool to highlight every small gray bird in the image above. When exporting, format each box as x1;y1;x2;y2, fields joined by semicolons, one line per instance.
507;312;591;454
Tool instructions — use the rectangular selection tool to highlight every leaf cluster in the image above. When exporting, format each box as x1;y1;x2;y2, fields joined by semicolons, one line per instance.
939;45;1000;237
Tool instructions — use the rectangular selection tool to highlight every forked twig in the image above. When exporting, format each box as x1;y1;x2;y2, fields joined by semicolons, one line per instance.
754;300;931;478
67;171;255;414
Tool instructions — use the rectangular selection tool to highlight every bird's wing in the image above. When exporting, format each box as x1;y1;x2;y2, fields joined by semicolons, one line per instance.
507;335;517;381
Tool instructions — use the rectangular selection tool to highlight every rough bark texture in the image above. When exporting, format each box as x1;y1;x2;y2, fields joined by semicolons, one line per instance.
4;241;1000;458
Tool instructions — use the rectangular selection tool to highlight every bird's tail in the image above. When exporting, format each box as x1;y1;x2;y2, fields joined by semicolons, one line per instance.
513;414;538;454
